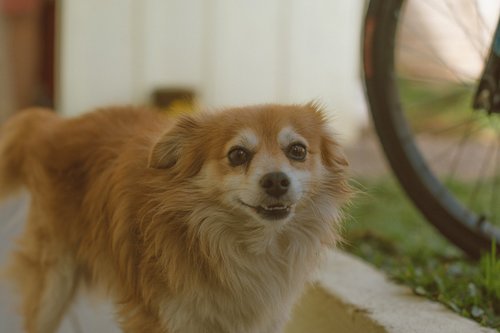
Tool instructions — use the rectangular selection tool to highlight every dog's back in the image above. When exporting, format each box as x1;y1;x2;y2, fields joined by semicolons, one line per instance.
0;107;165;201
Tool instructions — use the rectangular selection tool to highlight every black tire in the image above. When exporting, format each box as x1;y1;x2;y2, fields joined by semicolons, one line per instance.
363;0;500;258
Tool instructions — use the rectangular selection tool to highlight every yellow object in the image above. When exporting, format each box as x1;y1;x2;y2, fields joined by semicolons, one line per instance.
161;99;198;116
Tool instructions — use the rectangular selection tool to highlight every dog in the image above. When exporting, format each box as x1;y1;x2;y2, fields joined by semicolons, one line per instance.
0;104;351;333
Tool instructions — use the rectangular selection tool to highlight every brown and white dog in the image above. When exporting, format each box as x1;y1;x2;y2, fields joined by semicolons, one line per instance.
0;104;350;333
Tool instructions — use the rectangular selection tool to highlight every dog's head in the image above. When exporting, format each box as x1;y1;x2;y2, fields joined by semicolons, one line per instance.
149;104;350;235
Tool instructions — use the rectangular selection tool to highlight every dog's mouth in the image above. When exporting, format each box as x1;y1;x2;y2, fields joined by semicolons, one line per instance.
239;200;293;220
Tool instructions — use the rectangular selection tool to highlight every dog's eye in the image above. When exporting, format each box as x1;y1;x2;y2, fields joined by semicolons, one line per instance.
287;143;307;161
228;147;250;166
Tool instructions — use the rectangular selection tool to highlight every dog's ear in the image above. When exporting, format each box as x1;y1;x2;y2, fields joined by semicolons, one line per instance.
148;115;203;173
321;134;349;169
305;102;349;169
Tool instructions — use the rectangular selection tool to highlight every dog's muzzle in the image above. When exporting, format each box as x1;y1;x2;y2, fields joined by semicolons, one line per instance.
238;172;294;220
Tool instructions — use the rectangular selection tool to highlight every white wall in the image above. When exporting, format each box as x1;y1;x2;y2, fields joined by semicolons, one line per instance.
58;0;367;142
59;0;136;113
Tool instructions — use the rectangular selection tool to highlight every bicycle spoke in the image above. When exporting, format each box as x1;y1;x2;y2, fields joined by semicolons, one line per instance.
468;139;496;210
422;119;484;164
404;86;470;111
442;0;487;60
419;0;488;59
472;0;491;51
398;11;478;84
398;42;475;84
418;1;453;25
444;118;476;184
424;117;477;136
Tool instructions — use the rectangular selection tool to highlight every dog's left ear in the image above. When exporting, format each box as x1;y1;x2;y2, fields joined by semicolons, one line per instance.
321;134;349;169
148;116;203;174
305;102;349;169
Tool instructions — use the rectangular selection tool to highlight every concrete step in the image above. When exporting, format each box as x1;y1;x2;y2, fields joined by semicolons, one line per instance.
286;250;496;333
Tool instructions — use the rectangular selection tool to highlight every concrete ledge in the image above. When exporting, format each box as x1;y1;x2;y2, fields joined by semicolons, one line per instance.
286;250;496;333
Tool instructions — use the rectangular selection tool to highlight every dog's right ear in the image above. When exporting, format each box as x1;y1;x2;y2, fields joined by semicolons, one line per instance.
148;116;201;171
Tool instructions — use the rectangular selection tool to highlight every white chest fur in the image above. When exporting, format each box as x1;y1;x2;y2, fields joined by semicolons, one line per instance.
160;234;322;333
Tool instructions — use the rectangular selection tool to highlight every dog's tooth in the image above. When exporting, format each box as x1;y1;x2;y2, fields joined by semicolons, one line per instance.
263;205;288;211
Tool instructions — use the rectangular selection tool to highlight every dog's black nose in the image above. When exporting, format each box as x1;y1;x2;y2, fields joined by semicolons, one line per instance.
260;172;290;198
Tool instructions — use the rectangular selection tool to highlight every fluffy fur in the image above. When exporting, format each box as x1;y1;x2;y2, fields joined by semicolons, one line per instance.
0;104;351;333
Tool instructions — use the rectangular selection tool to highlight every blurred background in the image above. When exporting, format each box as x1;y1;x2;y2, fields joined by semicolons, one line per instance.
0;0;369;143
2;0;500;331
2;0;496;138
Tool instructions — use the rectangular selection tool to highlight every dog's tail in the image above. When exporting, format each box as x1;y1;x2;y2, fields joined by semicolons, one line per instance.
0;108;59;200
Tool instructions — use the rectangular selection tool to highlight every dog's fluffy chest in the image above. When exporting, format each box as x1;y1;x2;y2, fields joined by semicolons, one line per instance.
160;243;319;333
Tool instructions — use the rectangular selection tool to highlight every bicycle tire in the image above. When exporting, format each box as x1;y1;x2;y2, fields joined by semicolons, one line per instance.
363;0;500;258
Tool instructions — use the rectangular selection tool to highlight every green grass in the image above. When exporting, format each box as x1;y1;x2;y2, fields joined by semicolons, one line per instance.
343;178;500;330
348;76;500;328
482;241;500;301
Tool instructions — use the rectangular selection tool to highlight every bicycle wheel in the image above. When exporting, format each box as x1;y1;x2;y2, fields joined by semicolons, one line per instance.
363;0;500;258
